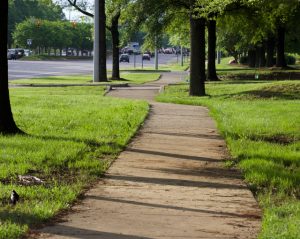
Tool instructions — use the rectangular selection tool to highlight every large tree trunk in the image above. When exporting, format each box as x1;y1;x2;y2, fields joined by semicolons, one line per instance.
248;49;256;68
266;36;275;67
110;11;121;80
98;0;108;81
0;1;22;134
190;14;206;96
276;25;287;67
207;19;219;81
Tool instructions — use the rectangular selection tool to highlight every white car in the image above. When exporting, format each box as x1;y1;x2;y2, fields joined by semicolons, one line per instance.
24;49;32;56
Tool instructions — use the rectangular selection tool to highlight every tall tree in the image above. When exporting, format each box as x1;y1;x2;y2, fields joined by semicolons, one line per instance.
8;0;64;47
0;0;22;134
207;19;219;81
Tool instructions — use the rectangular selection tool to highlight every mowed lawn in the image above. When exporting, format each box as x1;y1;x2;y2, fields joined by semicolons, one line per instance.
0;86;149;238
8;72;161;85
156;80;300;238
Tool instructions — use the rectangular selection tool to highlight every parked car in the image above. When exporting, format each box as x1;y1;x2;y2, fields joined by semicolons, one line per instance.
144;50;154;57
7;48;24;59
24;49;32;56
119;54;130;63
142;53;151;61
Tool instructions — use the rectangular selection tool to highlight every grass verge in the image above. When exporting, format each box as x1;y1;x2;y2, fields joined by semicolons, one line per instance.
156;80;300;238
9;72;160;86
0;86;149;238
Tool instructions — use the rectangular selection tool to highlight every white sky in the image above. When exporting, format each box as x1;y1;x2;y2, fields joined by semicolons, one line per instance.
55;0;94;22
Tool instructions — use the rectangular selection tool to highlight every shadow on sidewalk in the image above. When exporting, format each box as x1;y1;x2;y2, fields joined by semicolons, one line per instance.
39;225;152;239
85;196;261;219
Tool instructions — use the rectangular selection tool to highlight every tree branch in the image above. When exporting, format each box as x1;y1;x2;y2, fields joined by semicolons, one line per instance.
67;0;94;18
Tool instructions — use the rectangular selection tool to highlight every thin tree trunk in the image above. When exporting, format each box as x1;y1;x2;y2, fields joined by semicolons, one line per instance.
98;0;108;81
111;11;121;80
266;35;275;67
190;14;206;96
260;44;266;67
255;46;260;68
276;25;287;67
207;19;219;81
248;49;256;68
0;1;22;134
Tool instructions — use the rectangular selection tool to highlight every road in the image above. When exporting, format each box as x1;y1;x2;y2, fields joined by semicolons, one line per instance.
8;54;180;80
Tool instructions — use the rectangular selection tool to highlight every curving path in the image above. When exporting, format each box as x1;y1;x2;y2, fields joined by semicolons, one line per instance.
34;72;261;239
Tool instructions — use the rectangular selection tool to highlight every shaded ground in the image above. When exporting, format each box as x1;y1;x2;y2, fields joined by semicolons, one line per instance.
33;72;261;239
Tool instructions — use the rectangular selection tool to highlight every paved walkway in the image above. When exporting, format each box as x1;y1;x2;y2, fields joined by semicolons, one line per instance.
34;73;261;239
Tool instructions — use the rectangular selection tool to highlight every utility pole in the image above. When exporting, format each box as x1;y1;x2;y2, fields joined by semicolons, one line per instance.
154;36;158;70
93;0;99;82
180;45;184;66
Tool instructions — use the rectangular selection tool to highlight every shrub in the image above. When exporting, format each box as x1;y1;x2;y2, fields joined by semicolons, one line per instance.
285;55;296;65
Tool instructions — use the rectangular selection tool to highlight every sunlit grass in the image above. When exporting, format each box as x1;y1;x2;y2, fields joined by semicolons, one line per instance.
9;72;160;85
0;86;149;238
156;80;300;238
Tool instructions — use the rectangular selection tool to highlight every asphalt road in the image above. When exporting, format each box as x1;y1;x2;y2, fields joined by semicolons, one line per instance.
8;54;180;80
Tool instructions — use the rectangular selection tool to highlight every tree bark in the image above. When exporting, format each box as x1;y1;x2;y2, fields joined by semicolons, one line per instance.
110;11;121;80
0;1;22;134
190;14;206;96
266;36;275;67
260;45;266;67
207;20;219;81
98;0;108;81
255;46;265;68
276;25;287;67
248;49;256;68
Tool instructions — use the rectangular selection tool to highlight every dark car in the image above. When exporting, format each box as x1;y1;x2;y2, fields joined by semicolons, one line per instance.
7;48;24;60
142;53;151;61
120;54;130;63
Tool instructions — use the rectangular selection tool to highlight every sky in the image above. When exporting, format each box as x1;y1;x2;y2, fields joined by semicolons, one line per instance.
54;0;94;22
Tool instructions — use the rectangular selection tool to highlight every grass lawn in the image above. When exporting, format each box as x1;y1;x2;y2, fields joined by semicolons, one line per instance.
156;80;300;238
0;86;149;238
216;57;300;80
9;72;160;85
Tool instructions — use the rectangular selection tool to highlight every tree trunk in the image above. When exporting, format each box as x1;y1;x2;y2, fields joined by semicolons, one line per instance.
260;45;266;67
276;25;287;67
207;19;219;81
0;1;22;134
266;36;275;67
255;47;260;68
190;14;206;96
110;11;121;80
98;0;108;81
248;49;256;68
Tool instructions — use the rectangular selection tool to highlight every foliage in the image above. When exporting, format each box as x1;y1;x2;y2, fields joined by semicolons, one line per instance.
8;0;64;46
13;19;93;52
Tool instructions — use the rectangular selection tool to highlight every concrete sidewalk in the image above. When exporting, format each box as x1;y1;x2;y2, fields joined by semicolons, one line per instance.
35;72;261;239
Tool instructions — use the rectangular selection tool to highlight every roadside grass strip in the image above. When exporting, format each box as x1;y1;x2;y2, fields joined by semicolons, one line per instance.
0;86;149;238
156;80;300;239
9;72;161;85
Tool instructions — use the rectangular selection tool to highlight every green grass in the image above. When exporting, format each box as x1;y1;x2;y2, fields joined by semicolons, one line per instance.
9;72;160;85
216;57;300;80
0;86;149;238
124;61;190;72
156;80;300;238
